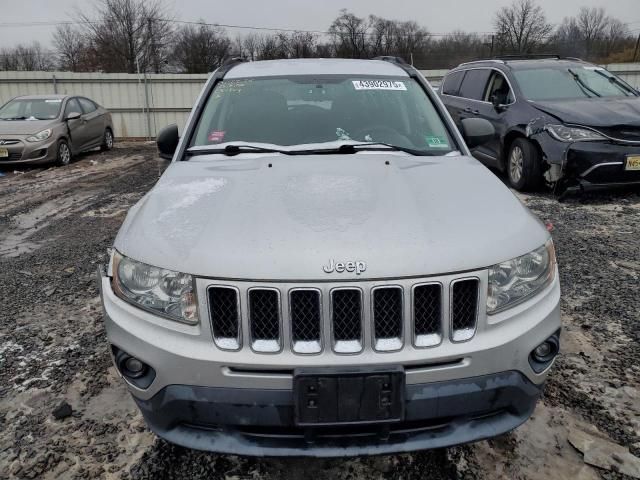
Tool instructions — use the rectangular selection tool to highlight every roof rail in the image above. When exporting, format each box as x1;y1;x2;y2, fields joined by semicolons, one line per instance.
372;55;409;65
458;59;506;67
492;54;561;61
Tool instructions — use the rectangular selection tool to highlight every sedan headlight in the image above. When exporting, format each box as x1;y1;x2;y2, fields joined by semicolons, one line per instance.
545;124;605;142
25;128;52;142
487;240;556;314
112;251;198;324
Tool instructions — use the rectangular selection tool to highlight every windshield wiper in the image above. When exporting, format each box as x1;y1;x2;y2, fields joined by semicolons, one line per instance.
292;142;427;156
186;144;293;158
592;69;637;96
0;116;27;121
568;68;601;98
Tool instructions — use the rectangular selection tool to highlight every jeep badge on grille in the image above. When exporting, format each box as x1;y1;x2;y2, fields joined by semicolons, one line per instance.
322;259;367;275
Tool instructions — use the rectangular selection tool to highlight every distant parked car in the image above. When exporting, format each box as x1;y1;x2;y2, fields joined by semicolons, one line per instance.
0;94;114;166
438;56;640;192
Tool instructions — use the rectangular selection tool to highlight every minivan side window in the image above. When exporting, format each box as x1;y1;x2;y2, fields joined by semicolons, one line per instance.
441;70;465;96
458;69;492;101
64;98;82;118
484;71;515;104
78;98;97;114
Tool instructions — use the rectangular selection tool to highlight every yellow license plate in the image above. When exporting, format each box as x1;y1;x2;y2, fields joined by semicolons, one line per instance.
626;155;640;171
0;148;7;158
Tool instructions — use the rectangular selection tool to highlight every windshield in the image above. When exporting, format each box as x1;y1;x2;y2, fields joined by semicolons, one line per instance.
0;98;63;120
514;66;637;101
190;76;457;155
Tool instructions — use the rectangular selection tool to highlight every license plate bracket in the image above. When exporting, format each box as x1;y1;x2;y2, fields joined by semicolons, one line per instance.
626;155;640;171
293;366;405;426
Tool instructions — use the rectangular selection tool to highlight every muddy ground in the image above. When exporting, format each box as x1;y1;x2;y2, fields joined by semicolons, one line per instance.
0;143;638;479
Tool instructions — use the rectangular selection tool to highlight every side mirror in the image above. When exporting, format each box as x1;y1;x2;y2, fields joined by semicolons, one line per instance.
157;124;179;160
461;118;495;148
66;111;81;121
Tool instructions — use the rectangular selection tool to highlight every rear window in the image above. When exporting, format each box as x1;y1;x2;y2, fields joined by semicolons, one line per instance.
189;76;458;155
441;71;465;96
458;69;492;100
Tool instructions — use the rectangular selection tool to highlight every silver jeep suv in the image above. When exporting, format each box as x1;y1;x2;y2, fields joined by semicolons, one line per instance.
99;58;561;457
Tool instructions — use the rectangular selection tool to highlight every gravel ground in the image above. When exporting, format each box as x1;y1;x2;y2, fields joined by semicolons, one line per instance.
0;144;639;479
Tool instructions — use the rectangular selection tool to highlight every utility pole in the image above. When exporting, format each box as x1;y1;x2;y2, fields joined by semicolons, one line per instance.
634;33;640;63
490;35;495;57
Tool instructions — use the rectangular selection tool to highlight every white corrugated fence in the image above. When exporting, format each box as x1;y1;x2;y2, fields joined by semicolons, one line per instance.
0;63;638;139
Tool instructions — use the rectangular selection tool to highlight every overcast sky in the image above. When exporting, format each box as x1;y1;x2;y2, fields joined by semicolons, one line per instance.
1;0;639;49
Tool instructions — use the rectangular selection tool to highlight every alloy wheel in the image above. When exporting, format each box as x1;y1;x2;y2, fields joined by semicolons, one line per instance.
509;146;524;184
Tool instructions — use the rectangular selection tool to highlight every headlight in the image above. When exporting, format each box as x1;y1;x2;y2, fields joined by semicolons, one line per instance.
25;128;52;142
112;251;198;324
545;124;605;142
487;240;556;314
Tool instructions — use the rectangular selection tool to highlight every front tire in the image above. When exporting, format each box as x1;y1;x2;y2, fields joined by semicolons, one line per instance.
101;128;114;151
56;141;71;166
507;138;542;191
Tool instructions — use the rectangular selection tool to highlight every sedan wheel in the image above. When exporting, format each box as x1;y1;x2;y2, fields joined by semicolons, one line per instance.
509;146;524;185
57;142;71;166
101;129;114;151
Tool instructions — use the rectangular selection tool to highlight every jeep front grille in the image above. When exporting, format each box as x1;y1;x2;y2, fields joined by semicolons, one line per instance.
289;289;322;354
450;279;479;342
248;289;281;352
208;286;241;350
205;274;481;355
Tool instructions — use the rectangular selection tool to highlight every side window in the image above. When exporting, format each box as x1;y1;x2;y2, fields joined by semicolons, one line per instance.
458;69;492;101
484;72;515;104
63;98;81;118
78;98;97;114
441;70;465;96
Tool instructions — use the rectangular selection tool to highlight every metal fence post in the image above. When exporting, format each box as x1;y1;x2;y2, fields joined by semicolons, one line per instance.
144;73;152;140
52;74;57;94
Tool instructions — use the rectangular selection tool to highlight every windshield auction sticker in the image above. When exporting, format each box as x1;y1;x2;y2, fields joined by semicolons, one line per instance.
352;80;407;91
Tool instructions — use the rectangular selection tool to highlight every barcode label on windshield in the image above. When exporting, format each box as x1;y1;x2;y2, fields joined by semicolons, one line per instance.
353;80;407;91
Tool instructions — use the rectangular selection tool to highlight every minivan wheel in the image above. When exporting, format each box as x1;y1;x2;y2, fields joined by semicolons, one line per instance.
507;138;542;191
56;141;72;166
101;128;114;151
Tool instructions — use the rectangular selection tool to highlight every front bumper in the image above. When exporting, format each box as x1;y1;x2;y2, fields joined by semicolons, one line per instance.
99;266;561;455
0;136;57;166
134;371;540;457
536;134;640;190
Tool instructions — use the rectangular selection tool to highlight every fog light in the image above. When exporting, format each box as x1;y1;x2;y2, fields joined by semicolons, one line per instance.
534;342;552;359
124;357;145;377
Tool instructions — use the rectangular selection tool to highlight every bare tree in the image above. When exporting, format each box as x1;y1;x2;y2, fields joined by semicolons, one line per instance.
242;33;260;61
171;22;231;73
288;31;318;58
53;24;94;72
0;42;54;71
329;9;369;58
76;0;173;73
575;7;608;57
494;0;553;53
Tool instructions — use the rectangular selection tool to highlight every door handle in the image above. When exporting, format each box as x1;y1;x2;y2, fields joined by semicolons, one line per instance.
464;107;480;115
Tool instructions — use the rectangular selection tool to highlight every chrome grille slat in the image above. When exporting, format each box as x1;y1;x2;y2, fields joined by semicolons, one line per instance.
331;289;363;353
372;286;403;351
450;278;479;343
208;286;241;350
248;289;281;352
413;283;442;347
290;289;322;354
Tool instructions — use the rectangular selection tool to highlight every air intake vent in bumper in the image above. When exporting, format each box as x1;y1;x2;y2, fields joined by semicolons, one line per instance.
289;289;322;354
248;289;281;352
450;278;479;342
413;283;442;347
372;286;403;351
207;286;241;350
331;289;363;353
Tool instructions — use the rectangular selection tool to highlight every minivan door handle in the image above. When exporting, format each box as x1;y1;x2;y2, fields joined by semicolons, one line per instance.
464;107;480;115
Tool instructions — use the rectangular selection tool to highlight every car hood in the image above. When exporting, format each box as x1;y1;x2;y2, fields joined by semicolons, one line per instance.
530;97;640;128
114;153;549;280
0;119;58;135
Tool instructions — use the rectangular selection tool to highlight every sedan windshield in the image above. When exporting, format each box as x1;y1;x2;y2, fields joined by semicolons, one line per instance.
190;76;457;155
514;66;637;101
0;98;63;120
